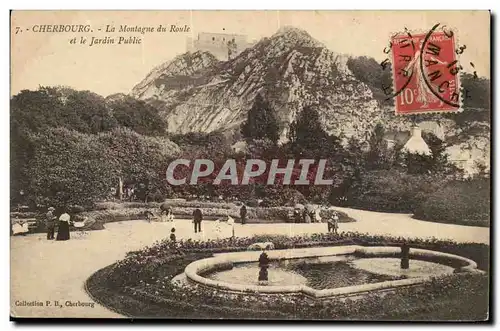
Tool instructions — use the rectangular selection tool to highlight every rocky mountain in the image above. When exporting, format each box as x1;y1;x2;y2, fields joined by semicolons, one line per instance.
131;26;490;174
131;26;380;142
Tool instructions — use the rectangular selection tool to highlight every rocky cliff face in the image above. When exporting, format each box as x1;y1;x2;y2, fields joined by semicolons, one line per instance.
132;51;219;100
131;26;379;142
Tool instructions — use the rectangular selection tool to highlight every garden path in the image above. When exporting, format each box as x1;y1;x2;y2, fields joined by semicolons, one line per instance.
10;207;489;318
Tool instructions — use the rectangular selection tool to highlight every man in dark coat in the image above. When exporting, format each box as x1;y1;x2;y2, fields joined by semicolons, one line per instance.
240;205;247;225
45;207;56;240
160;202;170;213
193;208;203;233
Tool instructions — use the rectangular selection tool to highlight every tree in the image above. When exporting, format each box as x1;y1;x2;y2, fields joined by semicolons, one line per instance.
10;87;118;135
365;123;389;170
330;136;366;205
422;132;454;174
461;73;490;110
289;106;341;159
23;128;116;209
241;94;280;144
401;132;460;175
97;127;181;201
346;56;393;105
286;106;343;201
171;131;231;159
108;96;166;136
64;90;118;133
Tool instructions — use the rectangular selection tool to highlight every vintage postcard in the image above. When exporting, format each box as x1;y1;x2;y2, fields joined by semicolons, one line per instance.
10;10;491;321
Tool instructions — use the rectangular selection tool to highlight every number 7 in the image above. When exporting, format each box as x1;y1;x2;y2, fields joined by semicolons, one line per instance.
15;26;20;34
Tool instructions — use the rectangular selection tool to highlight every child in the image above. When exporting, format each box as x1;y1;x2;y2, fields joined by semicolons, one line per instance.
170;227;176;243
169;227;184;255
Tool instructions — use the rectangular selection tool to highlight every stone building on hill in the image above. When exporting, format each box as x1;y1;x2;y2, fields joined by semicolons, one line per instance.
186;32;256;61
402;126;432;155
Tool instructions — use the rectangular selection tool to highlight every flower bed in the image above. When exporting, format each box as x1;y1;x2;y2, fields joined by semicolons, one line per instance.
83;203;357;224
95;200;237;211
85;232;490;320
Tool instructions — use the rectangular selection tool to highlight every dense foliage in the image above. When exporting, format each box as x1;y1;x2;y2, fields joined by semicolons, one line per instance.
241;93;280;144
414;178;490;227
11;87;176;209
23;128;116;209
346;170;444;213
346;56;393;106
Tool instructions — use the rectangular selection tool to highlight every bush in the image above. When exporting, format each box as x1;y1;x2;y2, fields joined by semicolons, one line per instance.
87;201;356;224
94;200;238;210
148;190;166;203
260;188;308;207
414;178;490;227
347;170;445;213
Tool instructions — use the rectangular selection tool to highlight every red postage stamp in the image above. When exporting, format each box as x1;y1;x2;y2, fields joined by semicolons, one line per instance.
391;28;461;114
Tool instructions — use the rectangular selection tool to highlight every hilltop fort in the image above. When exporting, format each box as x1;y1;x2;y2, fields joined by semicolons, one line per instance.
186;32;256;61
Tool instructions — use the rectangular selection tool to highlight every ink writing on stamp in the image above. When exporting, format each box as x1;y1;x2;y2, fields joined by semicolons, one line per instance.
390;24;461;114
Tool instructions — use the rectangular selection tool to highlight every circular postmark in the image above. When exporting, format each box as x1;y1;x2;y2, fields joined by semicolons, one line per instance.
419;23;461;108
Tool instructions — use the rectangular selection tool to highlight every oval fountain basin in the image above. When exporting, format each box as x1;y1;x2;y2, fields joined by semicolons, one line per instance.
182;245;481;299
203;255;408;289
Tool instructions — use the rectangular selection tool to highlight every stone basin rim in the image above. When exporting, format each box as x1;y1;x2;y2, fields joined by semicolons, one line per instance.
182;245;482;298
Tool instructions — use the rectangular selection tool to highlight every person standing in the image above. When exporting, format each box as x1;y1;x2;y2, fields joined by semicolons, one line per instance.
45;207;56;240
166;207;174;222
240;204;247;225
314;207;322;223
160;202;170;213
293;208;302;223
56;209;71;241
304;210;311;223
227;215;235;238
213;219;222;239
332;214;339;234
193;208;203;233
327;212;339;233
170;227;176;245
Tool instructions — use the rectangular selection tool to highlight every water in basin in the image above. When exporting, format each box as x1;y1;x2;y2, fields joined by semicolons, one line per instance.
203;255;455;290
351;257;455;278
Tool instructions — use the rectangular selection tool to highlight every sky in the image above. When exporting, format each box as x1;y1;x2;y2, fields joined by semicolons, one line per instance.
11;10;490;97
